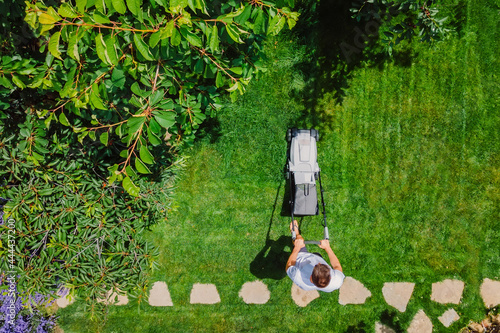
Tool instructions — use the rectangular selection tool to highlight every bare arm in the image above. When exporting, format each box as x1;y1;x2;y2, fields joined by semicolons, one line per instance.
319;240;343;272
286;238;305;271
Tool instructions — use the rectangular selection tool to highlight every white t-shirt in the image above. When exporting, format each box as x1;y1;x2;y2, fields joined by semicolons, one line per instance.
287;252;345;292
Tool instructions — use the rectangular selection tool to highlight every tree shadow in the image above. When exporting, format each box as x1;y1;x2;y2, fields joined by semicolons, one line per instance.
379;310;404;333
345;321;368;333
289;0;415;129
250;183;292;280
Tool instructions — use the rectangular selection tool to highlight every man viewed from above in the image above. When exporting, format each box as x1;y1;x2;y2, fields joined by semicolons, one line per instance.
286;221;345;292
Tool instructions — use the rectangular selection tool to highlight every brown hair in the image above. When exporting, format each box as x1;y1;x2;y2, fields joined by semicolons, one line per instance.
311;264;331;288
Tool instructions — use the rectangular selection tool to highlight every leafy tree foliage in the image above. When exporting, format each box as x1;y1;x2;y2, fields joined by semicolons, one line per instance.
2;0;298;194
350;0;450;54
0;0;298;316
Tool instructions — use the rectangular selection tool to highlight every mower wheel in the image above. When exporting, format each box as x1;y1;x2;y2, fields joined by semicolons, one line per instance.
311;128;319;141
286;128;292;142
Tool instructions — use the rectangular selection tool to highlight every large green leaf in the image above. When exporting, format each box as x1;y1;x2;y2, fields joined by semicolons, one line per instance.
95;33;108;65
112;0;127;14
127;116;146;135
180;27;202;47
67;31;80;61
209;24;219;51
105;35;119;65
139;145;154;164
122;177;140;197
153;111;176;129
58;3;79;18
48;31;62;60
100;131;109;146
133;34;155;61
135;157;151;174
90;87;107;110
225;24;244;44
126;0;141;16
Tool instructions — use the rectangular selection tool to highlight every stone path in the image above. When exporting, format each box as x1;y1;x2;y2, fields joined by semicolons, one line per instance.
55;277;500;331
382;282;415;312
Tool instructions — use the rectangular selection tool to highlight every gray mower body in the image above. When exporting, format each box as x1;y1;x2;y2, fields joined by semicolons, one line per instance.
287;129;320;216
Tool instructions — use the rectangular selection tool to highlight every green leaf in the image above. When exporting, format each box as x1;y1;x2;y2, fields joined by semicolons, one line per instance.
180;27;202;47
147;127;162;146
268;14;286;36
95;33;108;65
170;28;181;46
58;3;79;18
112;0;127;14
209;24;219;51
139;145;154;164
226;24;243;43
253;10;266;34
153;111;176;129
127;116;146;135
149;31;161;48
90;87;107;110
111;68;125;89
226;81;239;92
48;31;62;60
11;75;25;89
68;31;80;61
123;177;140;197
100;131;109;145
135;157;151;174
105;35;119;65
215;70;224;88
161;20;176;39
133;34;155;61
39;7;62;24
59;112;70;126
126;165;137;178
76;0;87;13
93;11;111;24
229;67;242;75
126;0;141;16
149;90;164;106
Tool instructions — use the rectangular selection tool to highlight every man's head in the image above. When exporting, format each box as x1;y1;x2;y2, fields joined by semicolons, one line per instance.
311;263;331;288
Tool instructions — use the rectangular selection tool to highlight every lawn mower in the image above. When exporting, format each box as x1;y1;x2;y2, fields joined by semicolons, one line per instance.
285;128;329;244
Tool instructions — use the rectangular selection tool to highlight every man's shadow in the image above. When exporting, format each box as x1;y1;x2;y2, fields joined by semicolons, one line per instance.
249;182;293;280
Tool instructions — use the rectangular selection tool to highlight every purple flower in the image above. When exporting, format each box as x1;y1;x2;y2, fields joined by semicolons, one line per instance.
0;280;57;333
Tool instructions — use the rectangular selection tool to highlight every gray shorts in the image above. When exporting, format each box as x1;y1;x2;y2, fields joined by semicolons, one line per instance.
299;246;323;259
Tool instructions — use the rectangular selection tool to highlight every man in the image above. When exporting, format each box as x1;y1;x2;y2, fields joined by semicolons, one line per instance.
286;221;345;292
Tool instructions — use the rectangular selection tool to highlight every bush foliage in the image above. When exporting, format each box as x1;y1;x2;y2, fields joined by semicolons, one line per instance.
0;0;298;317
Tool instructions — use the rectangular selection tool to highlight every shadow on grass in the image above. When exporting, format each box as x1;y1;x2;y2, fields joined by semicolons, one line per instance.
250;183;292;280
378;310;404;333
290;0;415;128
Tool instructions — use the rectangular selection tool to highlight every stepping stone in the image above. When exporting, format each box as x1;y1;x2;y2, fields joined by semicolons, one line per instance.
338;277;371;305
108;291;129;305
291;283;319;307
431;279;464;304
98;289;129;305
375;322;396;333
55;287;74;309
190;283;221;304
438;308;460;328
480;278;500;308
148;281;173;307
239;281;270;304
382;282;415;312
407;310;433;333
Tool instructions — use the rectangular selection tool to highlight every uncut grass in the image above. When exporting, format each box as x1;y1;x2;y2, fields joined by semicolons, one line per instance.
58;0;499;331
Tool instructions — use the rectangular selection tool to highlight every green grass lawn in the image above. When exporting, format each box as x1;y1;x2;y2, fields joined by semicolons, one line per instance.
57;0;499;331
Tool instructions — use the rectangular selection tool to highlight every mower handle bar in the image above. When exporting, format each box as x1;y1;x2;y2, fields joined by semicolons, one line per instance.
291;227;329;245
